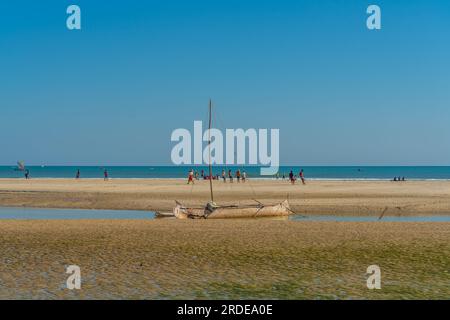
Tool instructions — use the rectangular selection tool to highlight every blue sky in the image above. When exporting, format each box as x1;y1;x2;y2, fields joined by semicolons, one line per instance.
0;0;449;166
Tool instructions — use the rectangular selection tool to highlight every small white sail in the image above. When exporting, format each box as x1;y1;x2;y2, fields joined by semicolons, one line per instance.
17;161;25;171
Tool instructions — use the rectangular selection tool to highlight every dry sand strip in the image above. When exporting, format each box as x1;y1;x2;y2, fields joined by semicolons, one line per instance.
0;220;449;299
1;179;450;215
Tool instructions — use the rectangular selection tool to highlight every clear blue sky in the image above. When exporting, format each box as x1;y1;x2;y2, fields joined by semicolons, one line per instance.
0;0;449;166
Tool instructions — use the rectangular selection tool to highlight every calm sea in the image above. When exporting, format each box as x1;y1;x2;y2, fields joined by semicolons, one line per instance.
1;166;449;180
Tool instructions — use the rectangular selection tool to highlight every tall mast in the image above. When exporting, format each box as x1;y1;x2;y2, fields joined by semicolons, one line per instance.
208;99;214;202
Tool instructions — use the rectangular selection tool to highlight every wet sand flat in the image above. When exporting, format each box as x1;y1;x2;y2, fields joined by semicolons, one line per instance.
0;179;450;215
0;220;449;299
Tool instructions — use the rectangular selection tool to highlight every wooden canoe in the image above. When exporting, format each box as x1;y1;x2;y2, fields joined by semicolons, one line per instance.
173;200;292;219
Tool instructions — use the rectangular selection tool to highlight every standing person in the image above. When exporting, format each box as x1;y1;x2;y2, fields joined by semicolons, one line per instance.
201;169;204;179
24;169;30;180
222;170;226;183
242;171;247;182
299;169;306;185
104;169;109;181
236;170;241;183
75;169;80;179
187;169;194;184
228;169;233;183
289;170;295;184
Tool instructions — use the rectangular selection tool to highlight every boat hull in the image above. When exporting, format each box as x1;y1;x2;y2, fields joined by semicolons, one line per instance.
173;200;292;219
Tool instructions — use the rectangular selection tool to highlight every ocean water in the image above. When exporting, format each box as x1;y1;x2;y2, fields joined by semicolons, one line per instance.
0;166;449;180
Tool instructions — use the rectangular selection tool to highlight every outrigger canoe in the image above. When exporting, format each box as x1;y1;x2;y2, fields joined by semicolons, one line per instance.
171;99;294;220
173;199;292;219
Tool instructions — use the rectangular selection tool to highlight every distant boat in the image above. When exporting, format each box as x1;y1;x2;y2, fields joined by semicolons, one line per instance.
172;99;292;219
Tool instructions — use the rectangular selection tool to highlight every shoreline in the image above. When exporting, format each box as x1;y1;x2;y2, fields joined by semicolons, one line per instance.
1;178;450;215
2;177;450;181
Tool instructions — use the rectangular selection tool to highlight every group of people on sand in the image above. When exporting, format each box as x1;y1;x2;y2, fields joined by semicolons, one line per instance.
23;169;109;180
222;169;246;183
276;169;306;185
189;168;307;185
187;169;247;184
74;169;109;180
393;176;406;182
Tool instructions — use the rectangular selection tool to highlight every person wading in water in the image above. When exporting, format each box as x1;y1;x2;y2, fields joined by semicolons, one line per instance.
222;170;226;183
289;170;295;184
187;169;194;184
299;169;306;185
228;169;233;183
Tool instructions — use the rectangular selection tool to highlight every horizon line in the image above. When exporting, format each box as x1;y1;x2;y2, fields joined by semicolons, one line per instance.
1;164;450;167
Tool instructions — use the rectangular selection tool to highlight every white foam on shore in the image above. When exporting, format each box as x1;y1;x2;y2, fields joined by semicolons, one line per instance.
1;177;450;181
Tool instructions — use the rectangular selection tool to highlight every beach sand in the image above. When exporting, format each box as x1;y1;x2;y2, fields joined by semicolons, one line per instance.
0;220;448;299
0;179;449;299
0;179;449;215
